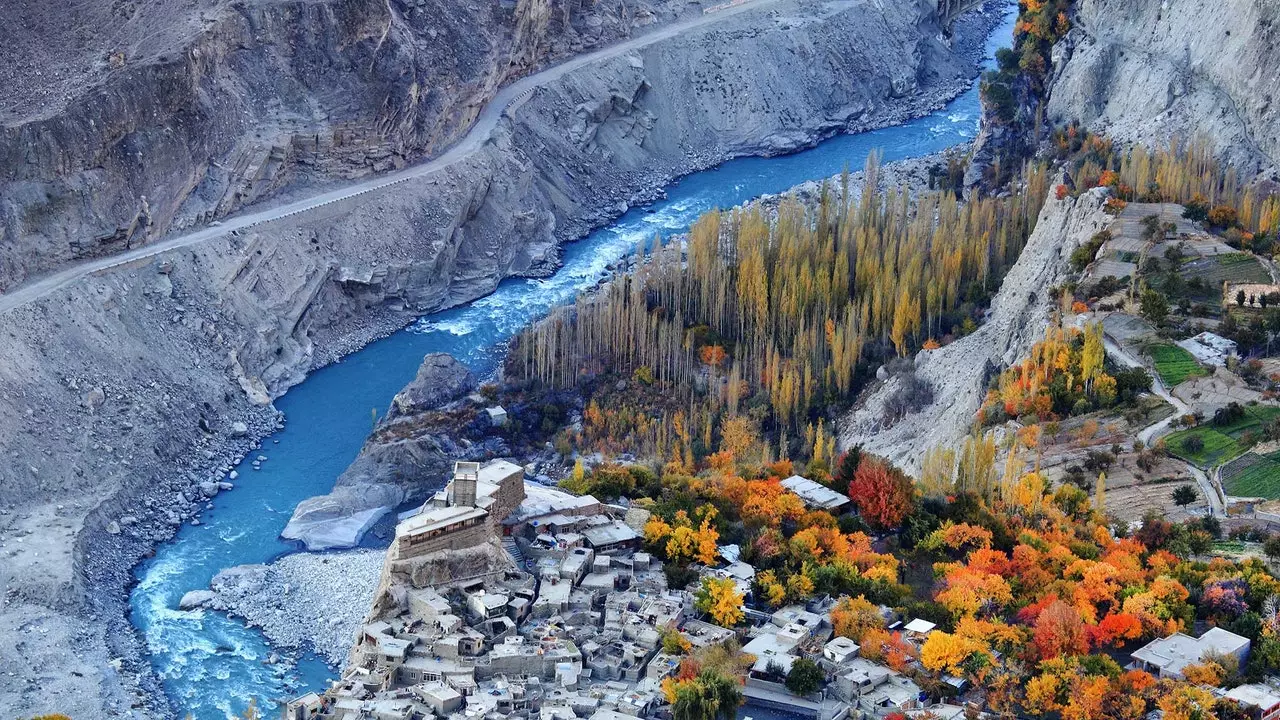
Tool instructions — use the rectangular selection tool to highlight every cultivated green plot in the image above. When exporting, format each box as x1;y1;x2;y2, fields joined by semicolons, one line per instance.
1148;342;1207;387
1174;253;1272;311
1166;405;1280;469
1221;450;1280;499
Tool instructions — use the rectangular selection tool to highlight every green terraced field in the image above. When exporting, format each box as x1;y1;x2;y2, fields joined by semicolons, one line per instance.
1148;343;1207;387
1166;405;1280;469
1222;452;1280;499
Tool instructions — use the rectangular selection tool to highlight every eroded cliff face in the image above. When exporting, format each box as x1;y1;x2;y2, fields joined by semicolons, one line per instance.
0;1;984;716
0;0;685;290
1046;0;1280;176
840;184;1112;473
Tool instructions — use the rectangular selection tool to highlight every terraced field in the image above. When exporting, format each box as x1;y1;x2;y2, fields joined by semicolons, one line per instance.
1222;452;1280;499
1148;342;1208;386
1175;253;1272;311
1166;404;1280;468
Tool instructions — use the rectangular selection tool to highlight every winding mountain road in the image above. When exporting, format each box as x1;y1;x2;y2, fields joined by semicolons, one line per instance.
1103;331;1225;516
0;0;784;317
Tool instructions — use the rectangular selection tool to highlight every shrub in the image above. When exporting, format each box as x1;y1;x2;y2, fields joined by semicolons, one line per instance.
882;372;935;424
1213;402;1246;427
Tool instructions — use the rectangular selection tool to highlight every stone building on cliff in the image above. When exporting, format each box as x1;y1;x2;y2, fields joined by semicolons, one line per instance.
393;460;526;561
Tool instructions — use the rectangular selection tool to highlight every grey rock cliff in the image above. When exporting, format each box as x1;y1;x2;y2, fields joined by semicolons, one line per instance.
390;353;474;418
1046;0;1280;176
281;352;474;550
0;0;692;290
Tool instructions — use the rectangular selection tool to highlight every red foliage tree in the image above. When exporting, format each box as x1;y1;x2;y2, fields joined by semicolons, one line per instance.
847;458;915;531
1032;599;1090;659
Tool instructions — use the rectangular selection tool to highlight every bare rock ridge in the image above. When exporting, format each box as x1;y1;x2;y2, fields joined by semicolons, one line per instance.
0;1;991;716
1046;0;1280;177
841;183;1113;473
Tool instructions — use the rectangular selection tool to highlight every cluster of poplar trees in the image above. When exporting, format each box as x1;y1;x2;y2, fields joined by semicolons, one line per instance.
513;156;1050;442
1075;138;1280;235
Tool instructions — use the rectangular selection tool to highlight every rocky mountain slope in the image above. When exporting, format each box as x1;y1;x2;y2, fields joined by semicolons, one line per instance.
0;0;990;716
1046;0;1280;176
0;0;694;291
840;183;1113;473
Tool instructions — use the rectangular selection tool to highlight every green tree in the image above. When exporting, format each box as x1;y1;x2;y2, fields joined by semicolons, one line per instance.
671;669;743;720
1172;484;1197;507
1263;534;1280;561
785;657;825;696
1141;289;1169;324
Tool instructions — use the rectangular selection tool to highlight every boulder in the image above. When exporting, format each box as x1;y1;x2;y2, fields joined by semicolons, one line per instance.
230;421;249;438
389;353;473;418
281;483;405;551
81;387;105;412
199;481;219;498
178;590;216;610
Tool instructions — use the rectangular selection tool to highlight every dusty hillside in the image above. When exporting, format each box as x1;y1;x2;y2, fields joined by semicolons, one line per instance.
840;184;1113;473
1046;0;1280;175
0;0;691;290
0;0;994;716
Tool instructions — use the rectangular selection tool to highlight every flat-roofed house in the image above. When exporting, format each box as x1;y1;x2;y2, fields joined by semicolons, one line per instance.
1130;627;1250;679
781;475;851;511
1226;683;1280;720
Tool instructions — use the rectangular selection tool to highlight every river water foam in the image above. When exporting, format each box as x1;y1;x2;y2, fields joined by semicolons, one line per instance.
130;5;1016;717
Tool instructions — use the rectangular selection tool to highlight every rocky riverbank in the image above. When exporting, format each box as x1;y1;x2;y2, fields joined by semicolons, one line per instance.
184;549;386;668
0;1;1006;717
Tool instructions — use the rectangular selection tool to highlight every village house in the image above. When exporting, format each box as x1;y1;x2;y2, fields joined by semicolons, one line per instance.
1176;331;1239;367
1130;627;1251;679
1224;683;1280;720
781;474;852;512
824;636;861;665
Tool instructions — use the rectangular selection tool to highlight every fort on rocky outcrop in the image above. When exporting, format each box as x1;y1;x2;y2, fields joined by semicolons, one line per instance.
392;460;526;561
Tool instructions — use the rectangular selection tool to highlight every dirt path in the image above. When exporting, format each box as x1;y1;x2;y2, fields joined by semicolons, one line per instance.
0;0;784;316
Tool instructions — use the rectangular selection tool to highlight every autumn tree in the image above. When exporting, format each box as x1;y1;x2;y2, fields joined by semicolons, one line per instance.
695;577;745;627
830;595;885;642
847;458;916;531
1032;599;1091;659
920;631;994;678
830;447;863;495
665;668;743;720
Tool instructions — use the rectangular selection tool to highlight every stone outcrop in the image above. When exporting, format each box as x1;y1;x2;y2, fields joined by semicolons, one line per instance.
390;353;474;418
840;183;1113;473
1046;0;1280;177
281;483;407;551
